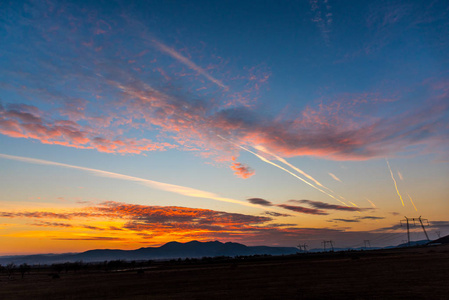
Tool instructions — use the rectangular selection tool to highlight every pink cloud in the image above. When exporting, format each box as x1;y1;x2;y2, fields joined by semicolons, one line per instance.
0;103;173;154
230;157;255;179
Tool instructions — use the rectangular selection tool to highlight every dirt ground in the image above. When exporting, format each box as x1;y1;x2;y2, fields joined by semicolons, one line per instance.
1;244;448;299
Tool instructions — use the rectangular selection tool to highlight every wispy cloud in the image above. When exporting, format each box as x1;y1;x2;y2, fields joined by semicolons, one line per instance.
309;0;333;45
0;153;262;210
1;1;448;168
0;103;171;154
152;39;228;90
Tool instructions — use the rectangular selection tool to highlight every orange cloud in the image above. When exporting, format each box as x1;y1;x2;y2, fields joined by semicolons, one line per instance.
230;157;255;179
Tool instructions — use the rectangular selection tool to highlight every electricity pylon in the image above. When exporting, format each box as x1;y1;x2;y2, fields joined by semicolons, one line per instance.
400;216;430;246
297;243;308;252
364;240;371;250
322;240;334;252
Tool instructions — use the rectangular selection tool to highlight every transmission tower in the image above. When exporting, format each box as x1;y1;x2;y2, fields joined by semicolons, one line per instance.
364;240;371;250
417;216;430;241
400;216;430;246
400;216;412;246
297;243;308;252
322;240;334;252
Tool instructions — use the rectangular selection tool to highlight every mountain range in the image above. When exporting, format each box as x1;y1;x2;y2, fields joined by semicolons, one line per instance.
1;237;444;265
0;240;299;265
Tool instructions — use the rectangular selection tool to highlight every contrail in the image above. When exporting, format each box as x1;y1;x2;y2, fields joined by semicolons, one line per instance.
328;172;342;183
253;145;327;188
365;198;377;208
218;136;349;206
386;159;404;206
348;201;358;207
0;153;268;210
407;193;418;212
152;39;228;90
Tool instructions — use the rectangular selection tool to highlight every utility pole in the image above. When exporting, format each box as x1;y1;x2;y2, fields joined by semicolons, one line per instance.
364;240;371;250
400;216;411;246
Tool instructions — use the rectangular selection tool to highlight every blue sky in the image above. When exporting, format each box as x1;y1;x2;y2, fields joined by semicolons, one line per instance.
0;0;448;254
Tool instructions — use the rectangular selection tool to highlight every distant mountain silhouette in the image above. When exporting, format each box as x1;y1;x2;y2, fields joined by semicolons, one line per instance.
0;240;299;265
427;234;449;245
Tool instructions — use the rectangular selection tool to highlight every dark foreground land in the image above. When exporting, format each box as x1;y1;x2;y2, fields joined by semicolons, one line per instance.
1;244;449;299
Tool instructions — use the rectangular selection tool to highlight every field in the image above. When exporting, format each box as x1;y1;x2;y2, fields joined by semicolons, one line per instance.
1;245;448;299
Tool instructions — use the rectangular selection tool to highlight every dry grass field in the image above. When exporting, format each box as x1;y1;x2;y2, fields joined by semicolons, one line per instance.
1;245;448;299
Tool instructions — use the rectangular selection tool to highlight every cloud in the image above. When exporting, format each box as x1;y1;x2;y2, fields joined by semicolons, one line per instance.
2;200;432;247
359;216;385;220
0;104;171;154
247;198;328;215
263;211;292;217
291;200;365;212
152;39;228;90
329;215;385;223
309;0;333;45
277;204;328;215
0;153;263;210
230;157;255;179
30;221;73;228
1;2;448;166
329;218;360;223
95;201;272;233
248;198;274;206
53;237;124;241
0;211;73;219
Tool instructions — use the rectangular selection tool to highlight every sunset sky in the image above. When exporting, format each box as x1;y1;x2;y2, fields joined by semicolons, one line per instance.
1;0;448;255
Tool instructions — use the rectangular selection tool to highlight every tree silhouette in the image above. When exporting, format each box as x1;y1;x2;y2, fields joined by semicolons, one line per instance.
6;263;15;279
18;263;31;279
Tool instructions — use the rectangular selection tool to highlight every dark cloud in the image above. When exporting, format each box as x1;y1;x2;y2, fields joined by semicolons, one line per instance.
277;204;328;215
264;211;292;217
248;198;274;206
94;201;273;232
0;211;72;219
30;221;73;228
291;199;366;212
359;216;385;220
53;237;124;241
329;218;360;223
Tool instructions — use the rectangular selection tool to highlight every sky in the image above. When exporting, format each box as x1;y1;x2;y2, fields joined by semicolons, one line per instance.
1;0;449;255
